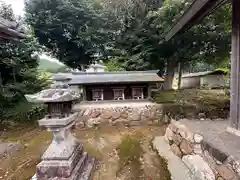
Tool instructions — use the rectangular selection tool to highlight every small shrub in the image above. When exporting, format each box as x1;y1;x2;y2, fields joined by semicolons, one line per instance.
117;135;143;166
117;135;144;179
153;90;176;103
1;102;46;124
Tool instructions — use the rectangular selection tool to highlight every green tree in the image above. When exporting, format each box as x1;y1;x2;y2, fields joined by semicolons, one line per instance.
104;58;125;72
0;2;46;123
25;0;108;69
107;0;231;89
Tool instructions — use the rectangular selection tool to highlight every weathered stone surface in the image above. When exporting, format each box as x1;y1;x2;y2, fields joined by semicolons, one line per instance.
203;150;218;175
75;104;165;127
170;144;182;158
78;110;85;117
91;111;100;118
130;121;141;126
143;110;151;118
86;117;101;128
226;156;240;177
164;127;174;143
171;120;182;133
128;113;141;121
193;144;203;155
111;112;121;121
182;155;215;180
25;84;81;103
180;139;193;155
112;119;129;126
198;113;206;119
185;132;194;143
172;134;183;146
100;112;112;119
120;112;128;119
194;134;203;143
27;83;97;180
83;109;92;116
216;165;237;180
75;121;85;129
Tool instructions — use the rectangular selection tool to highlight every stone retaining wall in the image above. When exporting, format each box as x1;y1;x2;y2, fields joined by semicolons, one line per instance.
165;120;240;180
74;104;168;128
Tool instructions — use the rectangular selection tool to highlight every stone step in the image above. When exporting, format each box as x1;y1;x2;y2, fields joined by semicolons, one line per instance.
78;155;97;180
68;152;88;180
152;136;194;180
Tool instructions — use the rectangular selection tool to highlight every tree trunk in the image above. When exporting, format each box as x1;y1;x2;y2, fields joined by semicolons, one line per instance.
178;62;182;89
163;60;176;90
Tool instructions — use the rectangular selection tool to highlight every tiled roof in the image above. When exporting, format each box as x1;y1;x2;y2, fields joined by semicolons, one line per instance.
52;70;164;85
182;70;227;78
0;17;25;40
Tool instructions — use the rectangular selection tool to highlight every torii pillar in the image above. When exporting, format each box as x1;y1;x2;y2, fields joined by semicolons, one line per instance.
228;0;240;136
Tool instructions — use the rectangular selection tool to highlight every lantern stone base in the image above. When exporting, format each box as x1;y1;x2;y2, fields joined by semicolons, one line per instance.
33;144;96;180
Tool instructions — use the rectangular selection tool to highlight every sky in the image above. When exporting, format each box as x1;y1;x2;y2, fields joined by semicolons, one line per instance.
1;0;63;64
1;0;25;16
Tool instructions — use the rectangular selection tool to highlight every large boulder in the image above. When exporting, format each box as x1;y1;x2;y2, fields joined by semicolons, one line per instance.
91;111;100;118
216;165;237;180
170;144;182;158
180;139;193;155
111;112;121;121
164;127;174;143
100;112;112;119
172;134;183;146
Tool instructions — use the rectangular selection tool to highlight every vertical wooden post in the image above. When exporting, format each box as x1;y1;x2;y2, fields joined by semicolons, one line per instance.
82;86;87;101
148;84;152;99
229;0;240;133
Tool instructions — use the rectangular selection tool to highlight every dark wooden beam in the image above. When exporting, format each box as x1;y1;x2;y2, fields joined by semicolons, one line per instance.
165;0;230;41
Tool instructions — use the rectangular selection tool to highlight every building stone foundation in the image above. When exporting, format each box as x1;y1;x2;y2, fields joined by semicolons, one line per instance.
164;120;240;180
74;104;169;128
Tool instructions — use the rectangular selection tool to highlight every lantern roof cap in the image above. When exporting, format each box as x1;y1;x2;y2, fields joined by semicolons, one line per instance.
25;83;80;103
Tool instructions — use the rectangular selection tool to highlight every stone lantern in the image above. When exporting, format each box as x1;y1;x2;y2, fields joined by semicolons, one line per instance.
25;83;96;180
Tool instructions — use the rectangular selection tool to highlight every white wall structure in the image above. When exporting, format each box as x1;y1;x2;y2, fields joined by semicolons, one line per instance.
85;64;106;72
179;71;228;89
200;74;227;88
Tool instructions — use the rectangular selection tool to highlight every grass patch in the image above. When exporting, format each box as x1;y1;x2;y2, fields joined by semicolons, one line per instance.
84;144;103;160
117;135;143;179
153;89;230;119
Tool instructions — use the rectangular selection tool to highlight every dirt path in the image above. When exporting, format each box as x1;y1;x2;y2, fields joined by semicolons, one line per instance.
0;125;168;180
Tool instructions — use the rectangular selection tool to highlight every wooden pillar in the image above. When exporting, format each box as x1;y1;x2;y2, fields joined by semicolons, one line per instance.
229;0;240;134
148;84;152;99
82;86;87;101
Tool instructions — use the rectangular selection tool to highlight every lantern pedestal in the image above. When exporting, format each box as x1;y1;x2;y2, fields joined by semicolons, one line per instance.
26;84;96;180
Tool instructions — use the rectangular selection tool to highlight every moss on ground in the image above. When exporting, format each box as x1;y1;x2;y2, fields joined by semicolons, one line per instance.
153;89;230;119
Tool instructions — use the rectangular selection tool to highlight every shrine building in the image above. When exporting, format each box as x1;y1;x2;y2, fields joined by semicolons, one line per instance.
52;70;164;102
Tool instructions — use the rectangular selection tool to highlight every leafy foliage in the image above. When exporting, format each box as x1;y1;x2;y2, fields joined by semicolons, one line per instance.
96;0;231;88
0;3;47;124
25;0;231;90
25;0;108;69
104;58;125;72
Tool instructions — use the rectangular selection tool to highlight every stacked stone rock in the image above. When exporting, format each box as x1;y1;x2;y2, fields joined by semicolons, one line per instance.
25;83;96;180
75;104;170;128
165;120;240;180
